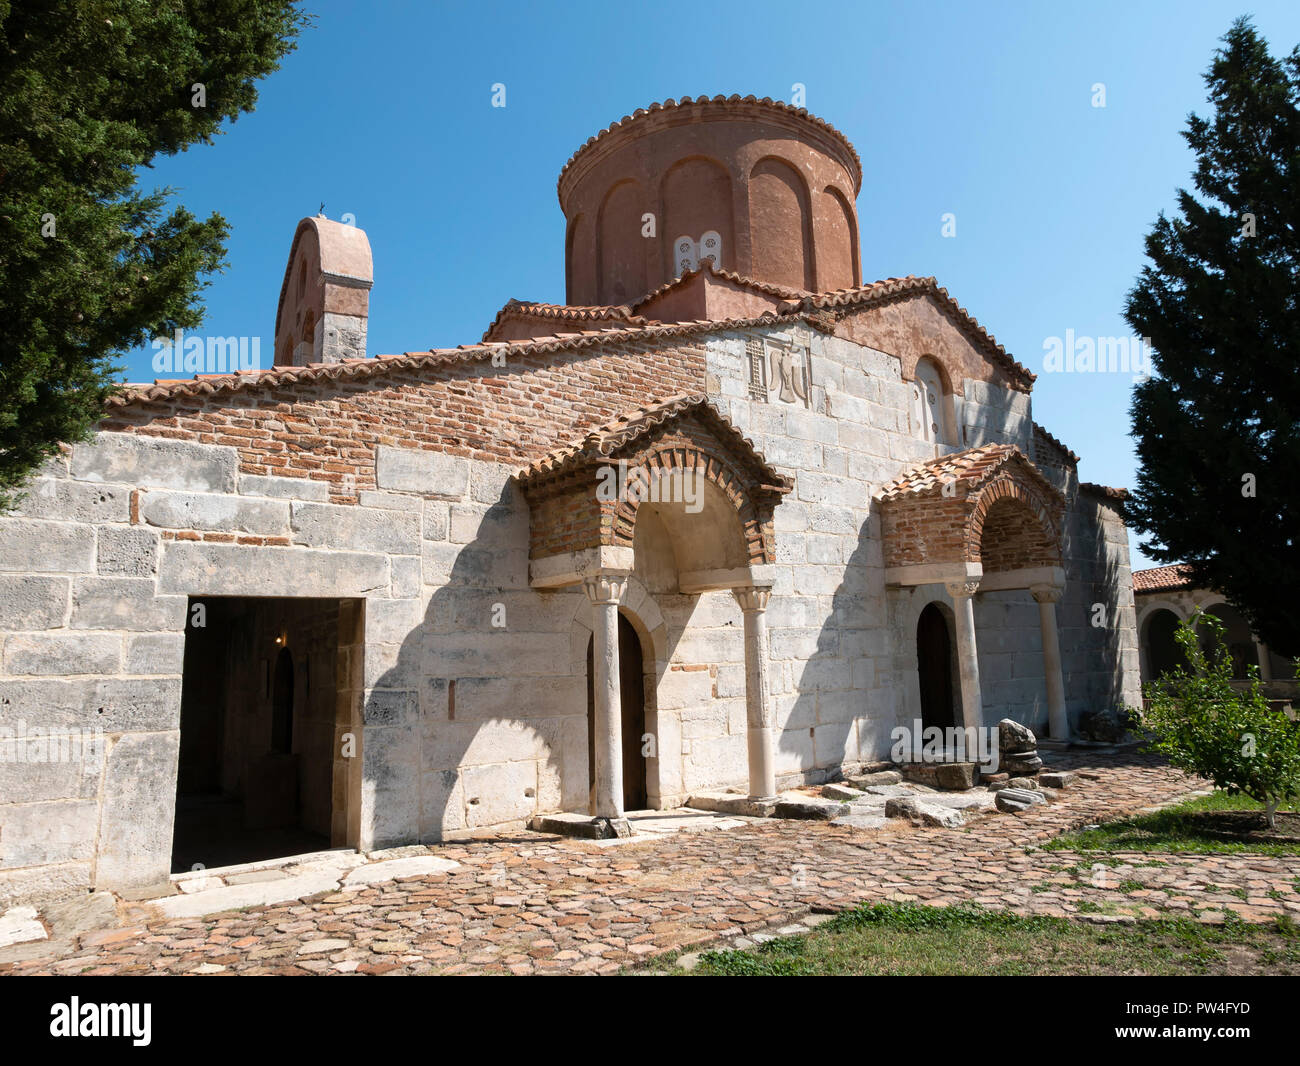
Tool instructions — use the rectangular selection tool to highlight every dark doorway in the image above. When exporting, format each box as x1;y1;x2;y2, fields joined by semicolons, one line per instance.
172;597;347;873
585;612;648;812
917;602;956;730
1144;609;1186;680
271;647;294;754
619;613;647;810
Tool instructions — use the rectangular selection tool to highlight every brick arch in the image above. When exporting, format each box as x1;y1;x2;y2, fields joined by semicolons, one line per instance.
607;433;773;566
516;395;792;576
965;474;1062;570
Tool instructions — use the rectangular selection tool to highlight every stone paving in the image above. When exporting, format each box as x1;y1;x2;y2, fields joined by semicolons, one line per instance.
2;749;1297;976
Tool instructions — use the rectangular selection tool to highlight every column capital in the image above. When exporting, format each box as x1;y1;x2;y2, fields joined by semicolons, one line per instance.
1030;583;1064;604
944;579;981;600
582;571;629;605
732;586;772;613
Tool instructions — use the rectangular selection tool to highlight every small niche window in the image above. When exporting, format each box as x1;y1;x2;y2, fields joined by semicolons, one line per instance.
912;357;952;445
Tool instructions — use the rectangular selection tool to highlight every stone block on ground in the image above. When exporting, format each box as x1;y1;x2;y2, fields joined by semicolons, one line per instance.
934;762;979;791
995;787;1046;814
1039;771;1075;789
821;783;865;801
686;792;777;818
998;718;1037;753
884;796;920;820
918;804;965;828
1002;753;1043;774
773;798;849;821
846;769;902;788
861;783;916;798
0;906;47;948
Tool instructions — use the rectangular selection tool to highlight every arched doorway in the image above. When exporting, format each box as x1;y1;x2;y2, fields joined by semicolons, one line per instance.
1143;609;1185;680
586;612;647;812
917;602;957;730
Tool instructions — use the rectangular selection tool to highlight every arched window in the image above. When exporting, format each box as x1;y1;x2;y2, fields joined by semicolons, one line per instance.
673;235;698;276
297;258;307;299
912;357;949;445
698;230;722;269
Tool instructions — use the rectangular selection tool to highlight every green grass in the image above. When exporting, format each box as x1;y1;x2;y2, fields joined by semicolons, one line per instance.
1042;791;1300;856
647;902;1300;976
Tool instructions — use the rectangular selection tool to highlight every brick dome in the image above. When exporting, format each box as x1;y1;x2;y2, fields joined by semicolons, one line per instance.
558;95;863;306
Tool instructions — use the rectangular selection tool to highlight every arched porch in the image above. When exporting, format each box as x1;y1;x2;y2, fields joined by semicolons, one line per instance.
517;394;792;834
879;443;1071;739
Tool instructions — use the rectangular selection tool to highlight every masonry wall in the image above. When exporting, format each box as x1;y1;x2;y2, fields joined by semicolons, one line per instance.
706;320;1037;774
0;315;1140;906
0;338;709;906
1060;493;1142;720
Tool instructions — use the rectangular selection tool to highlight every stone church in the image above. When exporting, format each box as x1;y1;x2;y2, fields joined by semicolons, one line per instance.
0;96;1140;905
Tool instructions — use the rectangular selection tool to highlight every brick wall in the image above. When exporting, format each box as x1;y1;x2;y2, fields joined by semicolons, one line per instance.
101;339;709;506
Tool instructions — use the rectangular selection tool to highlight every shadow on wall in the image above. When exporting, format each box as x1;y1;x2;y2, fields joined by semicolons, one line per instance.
1061;494;1134;722
361;478;687;847
771;374;1035;775
362;480;562;847
776;506;890;778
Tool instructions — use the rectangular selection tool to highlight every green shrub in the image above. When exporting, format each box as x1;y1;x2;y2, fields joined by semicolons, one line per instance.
1141;611;1300;828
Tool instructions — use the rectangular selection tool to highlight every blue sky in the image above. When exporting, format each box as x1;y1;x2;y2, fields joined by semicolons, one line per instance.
123;0;1300;569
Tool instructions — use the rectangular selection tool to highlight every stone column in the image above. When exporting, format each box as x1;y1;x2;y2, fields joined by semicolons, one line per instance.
583;572;628;827
945;580;984;731
1254;638;1273;682
734;586;777;801
1030;583;1070;741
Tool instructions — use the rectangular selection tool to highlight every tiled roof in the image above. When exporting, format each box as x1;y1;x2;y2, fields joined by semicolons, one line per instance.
111;311;820;408
1032;422;1080;465
115;275;1032;411
632;260;811;308
877;443;1064;504
516;393;792;492
794;277;1036;389
558;95;863;195
1132;564;1196;593
481;300;646;341
1079;482;1130;501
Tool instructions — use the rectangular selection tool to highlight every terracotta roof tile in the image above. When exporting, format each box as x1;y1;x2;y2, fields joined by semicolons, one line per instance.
481;299;647;342
632;260;811;308
1132;564;1195;593
558;95;863;196
795;277;1036;389
1079;482;1130;501
111;311;816;409
878;442;1063;504
516;393;792;493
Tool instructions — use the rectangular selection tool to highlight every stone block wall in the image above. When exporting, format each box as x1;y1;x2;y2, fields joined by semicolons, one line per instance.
0;316;1141;905
709;322;1041;771
1059;492;1142;721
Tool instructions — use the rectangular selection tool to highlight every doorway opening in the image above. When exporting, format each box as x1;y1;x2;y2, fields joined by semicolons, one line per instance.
917;601;959;731
586;611;648;812
171;596;361;873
